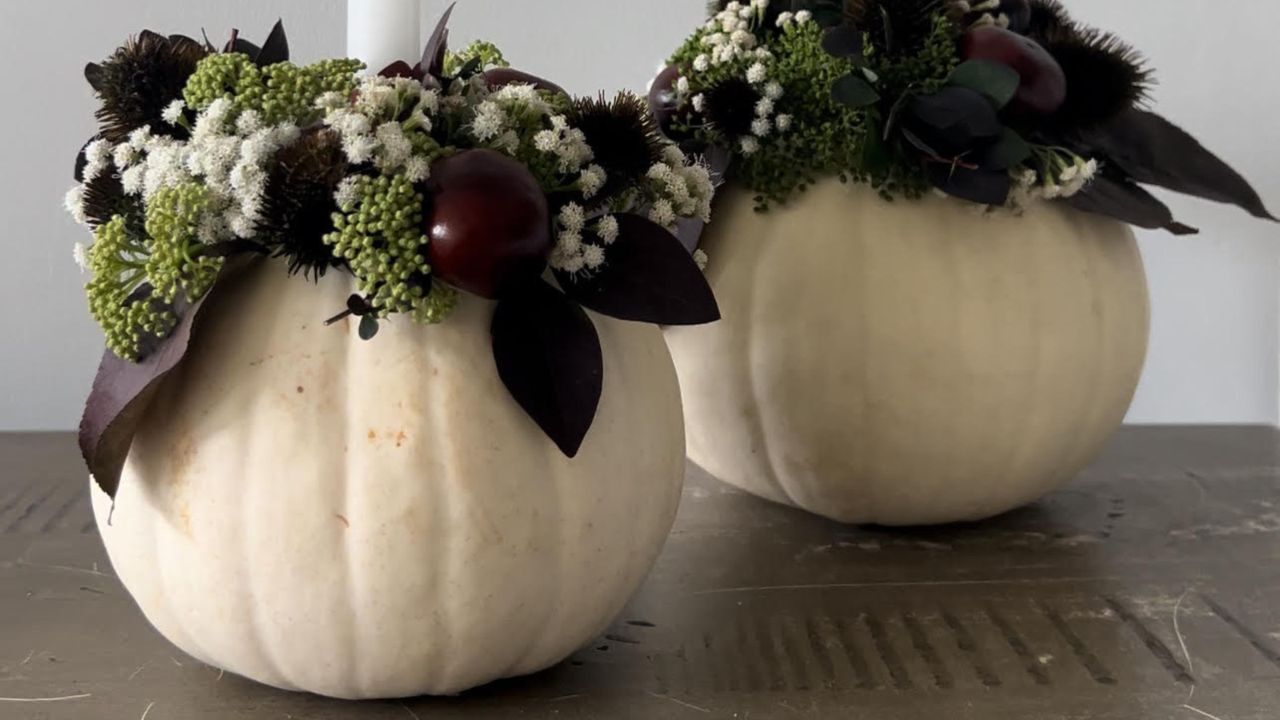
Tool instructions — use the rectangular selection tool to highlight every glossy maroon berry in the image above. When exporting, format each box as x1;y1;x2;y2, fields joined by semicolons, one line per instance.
647;65;682;136
425;150;552;299
961;25;1066;115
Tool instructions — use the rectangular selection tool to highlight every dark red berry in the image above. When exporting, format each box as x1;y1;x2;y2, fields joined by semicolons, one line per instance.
426;150;551;300
961;25;1067;115
647;65;682;137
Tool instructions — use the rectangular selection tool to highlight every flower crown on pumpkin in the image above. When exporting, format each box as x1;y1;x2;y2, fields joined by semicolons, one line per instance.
651;0;1274;231
69;9;721;498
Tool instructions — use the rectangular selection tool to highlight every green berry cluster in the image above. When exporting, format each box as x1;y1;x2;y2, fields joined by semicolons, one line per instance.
85;216;178;360
324;175;457;324
143;183;224;304
444;40;510;75
184;53;364;126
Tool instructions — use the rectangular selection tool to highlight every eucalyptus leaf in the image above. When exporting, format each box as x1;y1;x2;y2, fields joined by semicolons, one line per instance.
984;128;1032;170
358;315;379;341
821;26;864;59
831;74;880;108
949;59;1020;109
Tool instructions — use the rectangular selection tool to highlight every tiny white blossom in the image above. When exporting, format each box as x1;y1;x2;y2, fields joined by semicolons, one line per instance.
755;97;774;117
775;114;793;131
342;134;378;164
676;76;690;96
404;156;432;183
731;29;756;49
559;253;586;274
739;136;760;155
746;62;768;84
649;199;676;227
64;186;87;225
596;215;620;245
471;101;506;142
559;202;586;233
693;248;709;271
775;11;795;26
334;176;361;210
582;244;606;270
693;54;711;72
315;91;347;112
764;81;783;100
121;165;145;195
751;117;772;137
579;164;607;199
376;122;413;169
235;109;263;136
662;145;688;166
112;142;138;170
692;93;706;112
795;9;813;23
73;242;90;273
162;100;186;126
557;230;582;255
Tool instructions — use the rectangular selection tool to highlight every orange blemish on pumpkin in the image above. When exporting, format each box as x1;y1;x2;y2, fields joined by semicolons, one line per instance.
296;386;305;394
394;430;408;448
367;429;378;442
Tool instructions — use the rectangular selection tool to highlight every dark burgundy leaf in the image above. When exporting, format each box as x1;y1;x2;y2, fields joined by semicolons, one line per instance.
256;20;290;66
1060;176;1199;235
422;2;457;81
1077;109;1275;221
379;60;423;80
224;29;261;60
927;164;1011;205
138;29;165;44
84;63;104;93
492;280;603;457
821;26;864;59
483;68;567;96
79;258;253;498
555;214;720;326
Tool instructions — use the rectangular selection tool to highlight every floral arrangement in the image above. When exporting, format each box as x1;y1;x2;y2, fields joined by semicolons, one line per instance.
651;0;1273;230
69;11;720;496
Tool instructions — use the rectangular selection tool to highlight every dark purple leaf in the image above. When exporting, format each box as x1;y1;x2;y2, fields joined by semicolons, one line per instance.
483;68;567;96
256;20;290;66
555;214;720;326
821;25;864;59
1077;109;1275;221
79;258;253;498
84;63;104;93
379;60;423;80
224;29;261;60
422;3;457;82
1060;176;1199;235
492;280;602;457
926;164;1011;205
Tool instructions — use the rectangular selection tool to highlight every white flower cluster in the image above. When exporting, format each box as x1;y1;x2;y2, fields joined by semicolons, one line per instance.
533;113;595;174
66;99;303;244
550;203;612;274
693;1;784;70
646;146;716;229
1007;155;1100;211
324;76;441;181
684;0;795;156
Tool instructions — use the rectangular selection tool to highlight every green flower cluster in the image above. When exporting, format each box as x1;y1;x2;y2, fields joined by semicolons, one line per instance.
324;175;457;324
184;53;364;126
444;40;510;75
84;183;225;359
85;217;178;360
143;183;224;303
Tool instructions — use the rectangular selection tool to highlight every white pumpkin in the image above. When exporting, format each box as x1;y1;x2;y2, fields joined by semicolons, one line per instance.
91;258;686;699
665;180;1149;526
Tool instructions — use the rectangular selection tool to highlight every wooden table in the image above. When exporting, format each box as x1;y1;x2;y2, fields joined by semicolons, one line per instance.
1;427;1278;719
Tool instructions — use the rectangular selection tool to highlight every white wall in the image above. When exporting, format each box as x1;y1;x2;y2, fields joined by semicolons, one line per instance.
0;0;1276;430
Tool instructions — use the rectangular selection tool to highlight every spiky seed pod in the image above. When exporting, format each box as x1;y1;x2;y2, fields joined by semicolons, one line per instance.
568;91;666;200
843;0;959;56
82;170;142;231
705;78;762;138
1041;28;1152;132
260;129;349;279
90;31;209;143
1023;0;1075;44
